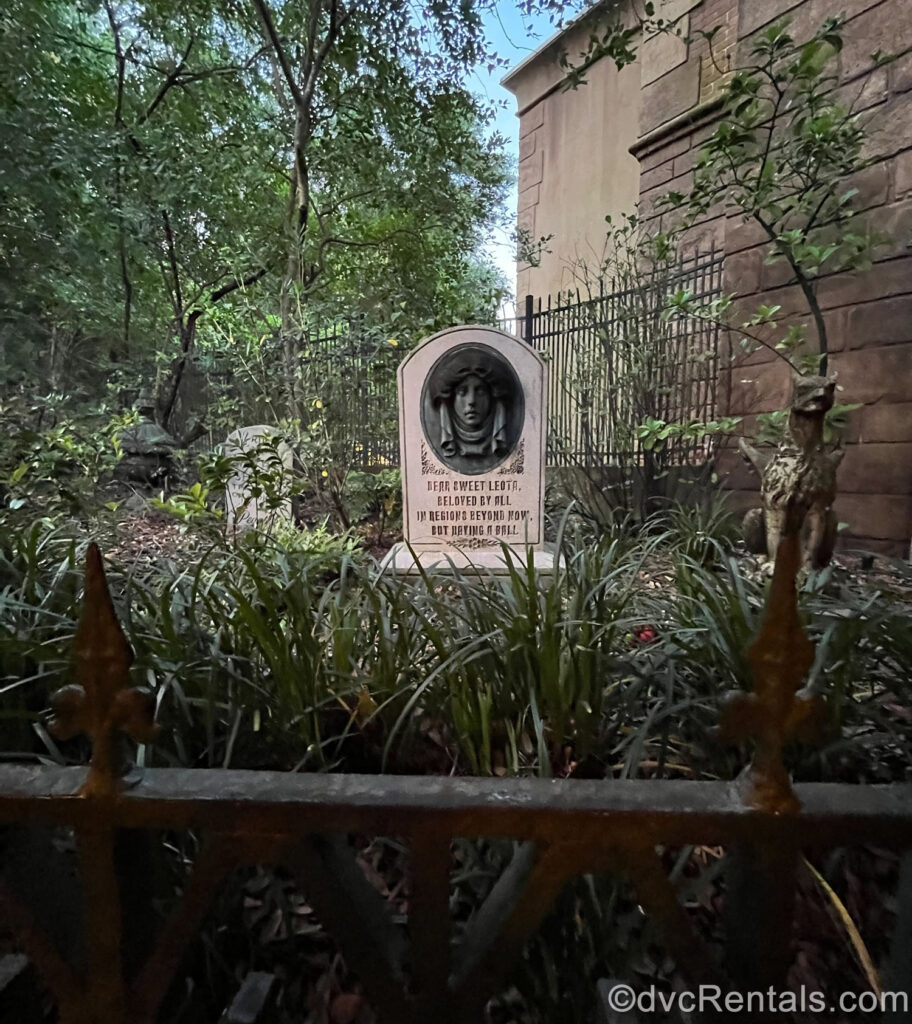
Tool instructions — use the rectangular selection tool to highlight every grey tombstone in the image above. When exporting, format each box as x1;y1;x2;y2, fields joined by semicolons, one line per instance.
223;425;295;532
383;325;558;573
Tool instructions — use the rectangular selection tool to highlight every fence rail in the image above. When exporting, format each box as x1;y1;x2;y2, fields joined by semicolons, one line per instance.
194;248;724;473
500;248;725;467
0;536;910;1023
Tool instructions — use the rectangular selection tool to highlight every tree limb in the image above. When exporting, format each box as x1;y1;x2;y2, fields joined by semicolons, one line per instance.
138;34;196;125
250;0;306;109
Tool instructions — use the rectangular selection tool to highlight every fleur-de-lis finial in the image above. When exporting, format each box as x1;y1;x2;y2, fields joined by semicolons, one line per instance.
718;526;827;814
47;543;158;796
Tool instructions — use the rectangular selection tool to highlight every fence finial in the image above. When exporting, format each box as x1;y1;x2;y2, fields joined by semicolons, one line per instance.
48;543;157;796
717;522;826;813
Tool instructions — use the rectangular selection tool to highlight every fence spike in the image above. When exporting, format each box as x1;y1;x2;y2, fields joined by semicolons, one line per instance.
717;523;826;813
48;544;158;797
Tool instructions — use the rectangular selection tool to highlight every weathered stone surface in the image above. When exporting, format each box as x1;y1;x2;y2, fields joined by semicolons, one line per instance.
655;0;703;21
894;50;912;93
717;447;762;491
895;148;912;199
641;25;689;87
386;326;549;573
519;103;544;137
636;133;691;173
723;246;763;296
834;66;888;113
857;197;912;258
639;159;675;193
838;442;912;494
516;205;536;245
834;493;912;541
224;425;295;532
518;150;543;192
757;0;884;46
841;3;912;82
723;487;765;513
759;255;798;292
639;59;701;136
846;159;891;211
861;401;912;441
677;215;726;253
724;215;770;255
725;360;792;416
864;93;912;161
845;295;912;348
738;0;801;38
517;184;539;213
834;342;912;404
817;256;912;309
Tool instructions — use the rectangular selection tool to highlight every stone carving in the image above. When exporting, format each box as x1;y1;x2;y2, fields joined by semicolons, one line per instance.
498;439;525;475
117;387;178;487
384;325;553;573
420;440;446;476
457;535;501;549
223;425;296;532
739;373;845;569
420;344;524;476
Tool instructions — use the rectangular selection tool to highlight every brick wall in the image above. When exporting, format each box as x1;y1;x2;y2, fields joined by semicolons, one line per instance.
633;0;912;556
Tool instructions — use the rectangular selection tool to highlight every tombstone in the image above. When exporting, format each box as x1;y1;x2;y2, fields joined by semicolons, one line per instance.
223;425;295;532
383;325;558;573
116;387;178;488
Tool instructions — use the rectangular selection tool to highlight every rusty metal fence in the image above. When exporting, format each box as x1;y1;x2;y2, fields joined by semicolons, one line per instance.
1;537;911;1023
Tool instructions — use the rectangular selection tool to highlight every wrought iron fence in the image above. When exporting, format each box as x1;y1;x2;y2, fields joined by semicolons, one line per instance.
1;536;911;1023
299;318;401;470
185;249;723;474
500;247;725;468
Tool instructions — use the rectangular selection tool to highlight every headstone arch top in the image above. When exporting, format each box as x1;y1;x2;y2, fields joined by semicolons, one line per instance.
386;325;552;572
223;424;295;532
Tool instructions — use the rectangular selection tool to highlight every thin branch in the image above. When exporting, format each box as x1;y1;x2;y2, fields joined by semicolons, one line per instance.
137;34;196;125
209;266;268;304
755;211;828;371
251;0;306;109
302;0;352;109
160;210;184;320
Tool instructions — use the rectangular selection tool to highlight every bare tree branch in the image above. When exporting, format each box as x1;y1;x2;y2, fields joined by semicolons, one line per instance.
250;0;306;109
138;34;196;125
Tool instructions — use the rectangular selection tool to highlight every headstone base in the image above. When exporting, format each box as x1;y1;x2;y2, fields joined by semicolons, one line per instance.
380;543;563;575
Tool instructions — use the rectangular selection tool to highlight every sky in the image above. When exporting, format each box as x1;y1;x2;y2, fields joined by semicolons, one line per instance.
469;3;566;313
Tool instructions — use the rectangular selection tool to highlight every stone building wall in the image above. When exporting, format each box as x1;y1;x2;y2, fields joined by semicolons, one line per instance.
506;7;643;300
505;0;912;556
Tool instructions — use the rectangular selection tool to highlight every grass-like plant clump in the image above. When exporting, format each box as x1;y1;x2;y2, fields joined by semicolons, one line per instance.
1;511;909;1021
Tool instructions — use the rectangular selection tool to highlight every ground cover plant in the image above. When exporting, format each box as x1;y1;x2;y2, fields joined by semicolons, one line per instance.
1;508;910;1020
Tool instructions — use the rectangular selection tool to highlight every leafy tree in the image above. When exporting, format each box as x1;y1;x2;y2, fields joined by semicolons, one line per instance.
663;15;886;376
244;0;510;415
1;0;511;433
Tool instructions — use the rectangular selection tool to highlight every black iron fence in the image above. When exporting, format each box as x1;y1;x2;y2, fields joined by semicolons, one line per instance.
190;249;724;472
500;247;725;468
300;317;401;469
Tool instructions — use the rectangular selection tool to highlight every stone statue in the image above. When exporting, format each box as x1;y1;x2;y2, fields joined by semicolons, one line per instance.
739;372;845;569
117;387;178;487
421;345;523;474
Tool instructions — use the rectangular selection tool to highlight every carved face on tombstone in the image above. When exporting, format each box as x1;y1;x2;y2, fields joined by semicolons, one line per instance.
420;344;524;474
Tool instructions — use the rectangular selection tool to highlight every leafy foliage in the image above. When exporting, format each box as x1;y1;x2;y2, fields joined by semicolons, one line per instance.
662;16;888;376
1;0;510;431
1;513;909;1017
